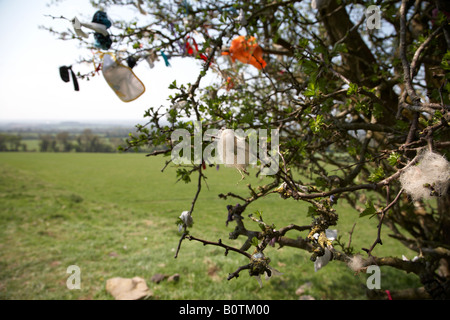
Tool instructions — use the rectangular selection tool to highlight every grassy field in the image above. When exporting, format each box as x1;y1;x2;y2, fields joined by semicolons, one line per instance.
0;152;421;300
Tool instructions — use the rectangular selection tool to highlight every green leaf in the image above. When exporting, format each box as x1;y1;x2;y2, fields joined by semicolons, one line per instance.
359;200;377;218
253;210;263;220
333;42;348;54
307;206;316;218
298;38;309;49
169;80;177;89
304;82;318;97
300;60;318;75
373;103;384;119
355;100;369;114
309;114;324;134
251;237;259;247
176;168;192;184
388;152;401;167
347;83;358;96
368;166;385;183
432;110;443;125
441;51;450;71
315;176;327;189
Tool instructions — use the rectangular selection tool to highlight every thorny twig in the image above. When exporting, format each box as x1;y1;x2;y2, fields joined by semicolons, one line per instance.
399;0;420;103
362;188;404;256
186;235;252;259
174;166;203;258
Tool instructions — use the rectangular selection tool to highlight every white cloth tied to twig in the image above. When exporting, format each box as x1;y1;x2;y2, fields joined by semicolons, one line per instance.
217;129;250;171
72;17;109;38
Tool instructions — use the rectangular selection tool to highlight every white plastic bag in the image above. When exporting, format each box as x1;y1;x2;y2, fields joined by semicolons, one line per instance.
102;54;145;102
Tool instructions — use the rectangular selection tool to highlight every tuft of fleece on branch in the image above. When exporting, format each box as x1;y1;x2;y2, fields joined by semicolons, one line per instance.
399;150;450;201
347;254;366;273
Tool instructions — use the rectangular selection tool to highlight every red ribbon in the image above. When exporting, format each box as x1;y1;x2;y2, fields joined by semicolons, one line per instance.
385;290;393;300
186;36;208;62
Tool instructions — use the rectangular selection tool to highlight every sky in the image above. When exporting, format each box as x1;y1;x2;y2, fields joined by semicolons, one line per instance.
0;0;215;123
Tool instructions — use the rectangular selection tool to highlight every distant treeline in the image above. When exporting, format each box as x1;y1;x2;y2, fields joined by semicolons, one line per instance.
38;129;120;153
0;134;27;151
0;130;124;153
0;129;166;153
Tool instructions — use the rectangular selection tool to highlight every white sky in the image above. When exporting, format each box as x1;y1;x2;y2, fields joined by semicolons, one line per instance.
0;0;215;122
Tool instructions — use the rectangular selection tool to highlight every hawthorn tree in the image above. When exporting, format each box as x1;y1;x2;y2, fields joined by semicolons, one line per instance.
47;0;450;299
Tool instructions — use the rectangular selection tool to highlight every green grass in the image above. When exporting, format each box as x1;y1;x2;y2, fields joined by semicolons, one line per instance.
0;152;421;300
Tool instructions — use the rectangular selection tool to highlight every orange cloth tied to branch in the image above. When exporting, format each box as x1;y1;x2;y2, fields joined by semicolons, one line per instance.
222;36;266;70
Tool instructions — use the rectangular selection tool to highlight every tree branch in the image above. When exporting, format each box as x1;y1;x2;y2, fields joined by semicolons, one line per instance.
399;0;420;103
186;235;252;259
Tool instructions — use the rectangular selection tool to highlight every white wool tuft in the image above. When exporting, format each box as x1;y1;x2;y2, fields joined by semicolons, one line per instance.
178;211;193;232
399;151;450;200
347;254;365;272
